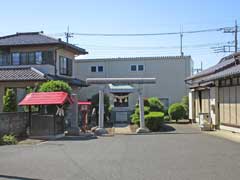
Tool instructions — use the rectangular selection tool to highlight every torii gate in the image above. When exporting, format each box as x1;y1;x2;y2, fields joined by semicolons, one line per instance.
86;78;156;134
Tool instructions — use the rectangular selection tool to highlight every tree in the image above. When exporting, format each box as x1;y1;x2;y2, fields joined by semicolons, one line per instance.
3;88;17;112
181;96;189;119
168;103;186;122
90;93;111;123
38;80;72;94
147;97;164;112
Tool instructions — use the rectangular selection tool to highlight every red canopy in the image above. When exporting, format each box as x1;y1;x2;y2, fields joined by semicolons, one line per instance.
78;101;92;105
19;92;72;106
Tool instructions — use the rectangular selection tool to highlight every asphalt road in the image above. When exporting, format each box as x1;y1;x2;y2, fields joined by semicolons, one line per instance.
0;124;240;180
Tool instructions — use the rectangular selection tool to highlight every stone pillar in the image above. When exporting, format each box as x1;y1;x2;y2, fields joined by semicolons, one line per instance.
136;90;149;133
99;89;104;128
67;94;80;135
188;90;195;122
95;89;108;135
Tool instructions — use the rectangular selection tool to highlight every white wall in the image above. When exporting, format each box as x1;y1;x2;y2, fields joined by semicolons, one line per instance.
74;56;192;107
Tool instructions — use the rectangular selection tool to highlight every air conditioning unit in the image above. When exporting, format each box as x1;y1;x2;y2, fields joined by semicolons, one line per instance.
199;113;212;131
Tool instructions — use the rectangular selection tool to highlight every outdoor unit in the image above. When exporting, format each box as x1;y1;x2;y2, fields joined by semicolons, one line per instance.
199;113;212;131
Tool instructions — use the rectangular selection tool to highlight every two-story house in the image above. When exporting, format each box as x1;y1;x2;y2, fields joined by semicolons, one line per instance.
0;32;87;111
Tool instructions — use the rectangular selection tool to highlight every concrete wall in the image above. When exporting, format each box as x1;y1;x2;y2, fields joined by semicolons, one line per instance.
74;56;192;107
0;112;28;136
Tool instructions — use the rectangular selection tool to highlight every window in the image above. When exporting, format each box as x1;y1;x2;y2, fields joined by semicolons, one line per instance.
12;53;20;65
131;64;145;72
138;64;144;71
131;65;137;71
20;52;28;65
0;54;9;65
91;66;97;72
98;66;103;72
59;56;72;76
28;52;35;64
35;51;42;64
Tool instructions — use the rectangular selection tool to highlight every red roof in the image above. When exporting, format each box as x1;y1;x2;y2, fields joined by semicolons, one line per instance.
78;101;92;105
19;92;71;106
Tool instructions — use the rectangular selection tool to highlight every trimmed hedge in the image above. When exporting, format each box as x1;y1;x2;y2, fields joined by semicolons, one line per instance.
147;97;164;112
168;103;186;122
145;112;164;131
131;106;150;125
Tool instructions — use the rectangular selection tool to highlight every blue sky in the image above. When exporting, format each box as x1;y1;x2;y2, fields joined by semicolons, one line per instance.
0;0;240;69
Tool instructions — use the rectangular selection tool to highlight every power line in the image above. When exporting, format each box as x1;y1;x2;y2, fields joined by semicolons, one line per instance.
71;27;223;37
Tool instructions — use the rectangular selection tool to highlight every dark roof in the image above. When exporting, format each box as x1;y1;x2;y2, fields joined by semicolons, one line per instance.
186;52;240;82
0;67;46;81
45;74;88;87
0;66;87;87
0;32;88;55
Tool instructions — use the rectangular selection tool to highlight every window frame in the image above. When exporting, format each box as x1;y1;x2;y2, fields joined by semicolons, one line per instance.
12;52;20;65
59;56;72;76
98;65;104;72
130;64;137;72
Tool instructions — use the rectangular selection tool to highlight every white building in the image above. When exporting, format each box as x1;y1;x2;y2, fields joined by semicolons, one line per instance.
75;56;193;123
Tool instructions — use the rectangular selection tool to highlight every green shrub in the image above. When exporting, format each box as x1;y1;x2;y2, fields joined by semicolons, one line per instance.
148;97;164;112
90;93;111;122
1;134;17;145
181;96;189;119
168;103;186;122
38;80;72;94
3;88;17;112
135;106;150;116
164;115;170;121
145;112;164;131
131;106;150;125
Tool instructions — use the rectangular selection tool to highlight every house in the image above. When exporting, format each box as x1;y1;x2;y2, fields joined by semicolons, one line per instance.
186;52;240;133
0;31;87;112
75;56;193;123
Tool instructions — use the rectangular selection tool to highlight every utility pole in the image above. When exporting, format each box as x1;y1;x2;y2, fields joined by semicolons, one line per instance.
212;20;239;54
180;25;184;56
65;26;73;43
235;20;238;53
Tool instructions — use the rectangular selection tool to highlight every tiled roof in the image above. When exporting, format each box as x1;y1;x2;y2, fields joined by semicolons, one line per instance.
186;52;240;81
0;32;87;55
45;74;88;87
0;67;46;81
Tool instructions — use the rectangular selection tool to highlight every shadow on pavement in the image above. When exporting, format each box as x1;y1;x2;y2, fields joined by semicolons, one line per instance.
0;175;42;180
53;135;97;141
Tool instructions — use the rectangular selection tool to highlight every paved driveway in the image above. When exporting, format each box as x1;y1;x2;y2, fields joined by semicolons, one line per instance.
0;124;240;180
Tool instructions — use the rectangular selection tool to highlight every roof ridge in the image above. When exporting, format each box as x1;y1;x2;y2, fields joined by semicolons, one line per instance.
76;55;191;61
0;32;42;40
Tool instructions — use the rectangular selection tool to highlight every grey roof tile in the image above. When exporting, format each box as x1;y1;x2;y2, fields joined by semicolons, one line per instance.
0;67;46;81
0;32;87;54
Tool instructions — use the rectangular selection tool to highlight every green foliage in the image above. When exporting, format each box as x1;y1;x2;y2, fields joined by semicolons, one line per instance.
168;103;186;121
145;112;164;131
24;86;39;112
135;106;150;116
91;93;111;121
164;115;170;121
131;106;150;125
181;96;189;119
1;134;17;145
3;88;17;112
38;80;72;94
147;97;164;112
